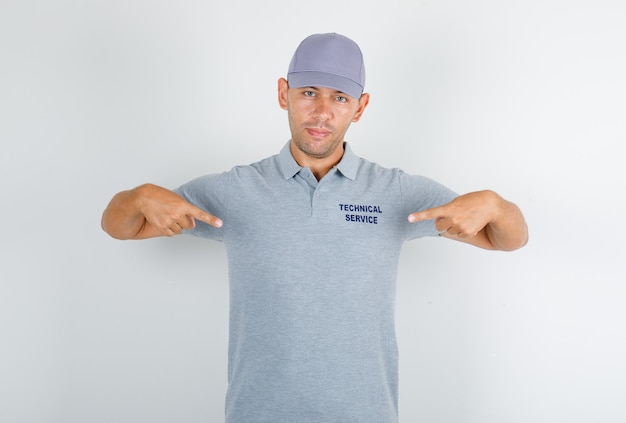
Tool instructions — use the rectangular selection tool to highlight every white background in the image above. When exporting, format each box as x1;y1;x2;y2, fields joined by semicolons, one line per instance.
1;0;625;422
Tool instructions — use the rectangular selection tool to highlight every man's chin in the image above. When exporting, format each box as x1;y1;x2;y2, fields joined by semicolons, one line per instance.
295;140;342;159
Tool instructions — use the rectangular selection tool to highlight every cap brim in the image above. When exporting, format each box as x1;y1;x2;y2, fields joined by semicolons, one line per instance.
288;71;363;99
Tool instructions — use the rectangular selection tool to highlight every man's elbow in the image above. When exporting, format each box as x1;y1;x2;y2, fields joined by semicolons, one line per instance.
494;227;529;252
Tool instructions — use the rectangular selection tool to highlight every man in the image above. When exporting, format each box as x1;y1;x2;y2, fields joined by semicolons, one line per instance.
102;33;527;423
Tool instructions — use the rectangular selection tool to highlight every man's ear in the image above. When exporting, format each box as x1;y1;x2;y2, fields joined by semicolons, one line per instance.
278;78;289;110
352;92;370;122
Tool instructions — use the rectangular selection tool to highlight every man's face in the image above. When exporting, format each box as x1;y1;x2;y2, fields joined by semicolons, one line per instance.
278;78;369;161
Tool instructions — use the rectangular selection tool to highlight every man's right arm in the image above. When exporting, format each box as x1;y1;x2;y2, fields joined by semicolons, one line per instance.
101;183;223;240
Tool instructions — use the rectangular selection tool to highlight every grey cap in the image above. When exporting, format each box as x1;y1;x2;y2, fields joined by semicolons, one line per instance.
287;33;366;99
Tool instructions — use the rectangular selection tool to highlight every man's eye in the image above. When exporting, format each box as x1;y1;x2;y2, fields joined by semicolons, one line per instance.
336;96;348;103
304;91;315;97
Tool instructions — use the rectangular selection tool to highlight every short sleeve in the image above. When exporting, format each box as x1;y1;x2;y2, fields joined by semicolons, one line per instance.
399;171;457;241
174;171;232;241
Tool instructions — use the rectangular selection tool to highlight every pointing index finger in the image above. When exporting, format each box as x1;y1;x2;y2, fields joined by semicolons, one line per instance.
188;205;223;228
408;205;445;223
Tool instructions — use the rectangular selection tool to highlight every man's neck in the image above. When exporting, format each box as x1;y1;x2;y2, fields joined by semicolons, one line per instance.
289;141;344;181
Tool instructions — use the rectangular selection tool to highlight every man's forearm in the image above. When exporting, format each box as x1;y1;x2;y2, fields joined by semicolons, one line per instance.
485;195;528;251
101;187;147;240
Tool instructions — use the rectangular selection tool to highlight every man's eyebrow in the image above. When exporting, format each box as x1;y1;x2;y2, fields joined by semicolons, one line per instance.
300;86;342;92
303;86;349;95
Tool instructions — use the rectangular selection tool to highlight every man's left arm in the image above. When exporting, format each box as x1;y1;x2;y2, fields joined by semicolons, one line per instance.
408;190;528;251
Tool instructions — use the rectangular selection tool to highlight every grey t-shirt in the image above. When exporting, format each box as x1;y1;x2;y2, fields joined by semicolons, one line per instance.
176;142;456;422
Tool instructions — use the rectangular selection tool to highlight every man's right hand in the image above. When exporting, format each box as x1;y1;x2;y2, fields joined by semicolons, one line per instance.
101;183;222;240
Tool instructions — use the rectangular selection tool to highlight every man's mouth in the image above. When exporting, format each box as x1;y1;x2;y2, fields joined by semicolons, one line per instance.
305;127;332;137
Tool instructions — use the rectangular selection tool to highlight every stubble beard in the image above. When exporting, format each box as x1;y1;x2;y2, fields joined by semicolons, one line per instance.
289;113;344;160
292;134;343;159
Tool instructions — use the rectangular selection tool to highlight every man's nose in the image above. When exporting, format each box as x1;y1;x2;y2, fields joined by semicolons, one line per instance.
312;97;333;120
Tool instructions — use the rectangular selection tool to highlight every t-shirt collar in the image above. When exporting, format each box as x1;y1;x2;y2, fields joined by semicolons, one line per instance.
278;141;359;181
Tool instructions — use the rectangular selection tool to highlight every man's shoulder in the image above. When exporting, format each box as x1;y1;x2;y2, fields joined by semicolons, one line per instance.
355;155;440;182
230;152;283;178
353;156;404;182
